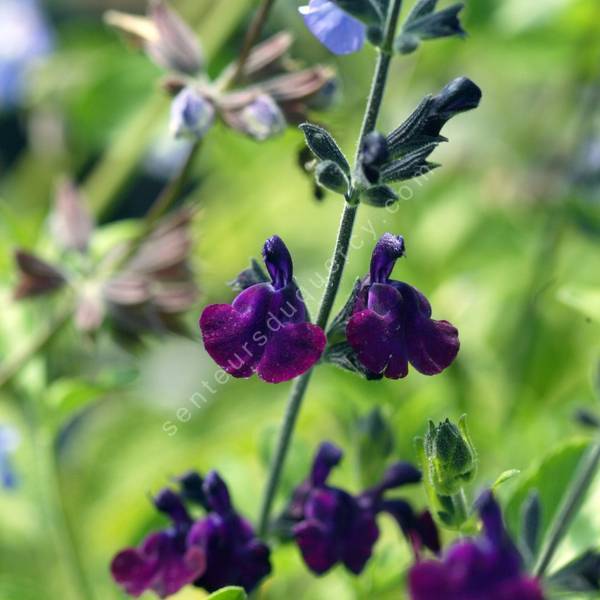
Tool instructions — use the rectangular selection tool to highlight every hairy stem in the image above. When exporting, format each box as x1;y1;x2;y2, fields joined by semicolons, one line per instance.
534;438;600;577
257;0;403;537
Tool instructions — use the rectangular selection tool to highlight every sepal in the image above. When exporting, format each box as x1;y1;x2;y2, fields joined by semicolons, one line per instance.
228;259;269;292
299;123;350;177
322;341;380;379
379;143;439;183
396;0;465;55
315;160;350;195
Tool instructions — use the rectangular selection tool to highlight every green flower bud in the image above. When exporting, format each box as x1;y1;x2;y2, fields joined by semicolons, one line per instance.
424;415;477;496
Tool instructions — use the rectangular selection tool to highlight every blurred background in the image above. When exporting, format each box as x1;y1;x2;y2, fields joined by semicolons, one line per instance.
0;0;599;598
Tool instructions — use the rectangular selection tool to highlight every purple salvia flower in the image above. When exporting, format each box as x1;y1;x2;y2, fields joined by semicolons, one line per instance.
111;489;206;598
290;442;438;575
186;471;272;593
199;235;326;383
299;0;366;55
409;491;545;600
346;233;459;379
170;86;215;140
0;425;20;489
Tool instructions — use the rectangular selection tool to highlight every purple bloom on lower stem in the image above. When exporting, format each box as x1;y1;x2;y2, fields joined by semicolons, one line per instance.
187;471;272;593
346;233;459;379
409;491;545;600
199;236;326;383
299;0;366;55
289;442;438;575
111;471;271;597
111;489;206;598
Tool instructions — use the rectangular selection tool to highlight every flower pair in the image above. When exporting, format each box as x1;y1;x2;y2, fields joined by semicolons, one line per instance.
199;234;459;383
106;1;336;142
111;471;271;597
280;442;439;575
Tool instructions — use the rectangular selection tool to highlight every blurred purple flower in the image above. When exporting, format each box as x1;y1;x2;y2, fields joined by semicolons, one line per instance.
288;442;439;575
187;471;272;593
299;0;366;55
238;94;286;141
199;235;326;383
111;489;206;598
409;491;545;600
346;233;459;379
170;87;216;140
0;0;53;108
0;425;20;489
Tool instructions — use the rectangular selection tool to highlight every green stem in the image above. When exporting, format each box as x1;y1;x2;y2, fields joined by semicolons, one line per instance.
534;438;600;577
0;305;72;390
29;407;94;599
257;0;403;537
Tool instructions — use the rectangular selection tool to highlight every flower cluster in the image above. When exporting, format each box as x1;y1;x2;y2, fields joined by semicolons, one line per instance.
13;180;198;341
111;470;271;597
106;1;336;142
281;442;439;575
409;491;545;599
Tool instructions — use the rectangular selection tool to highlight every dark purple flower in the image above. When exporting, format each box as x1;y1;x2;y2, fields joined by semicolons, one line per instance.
299;0;366;55
346;233;459;379
290;442;438;575
409;491;545;600
199;236;326;383
187;471;271;593
111;489;206;598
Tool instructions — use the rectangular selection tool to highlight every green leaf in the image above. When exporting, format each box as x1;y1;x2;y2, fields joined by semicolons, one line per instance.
505;438;590;542
206;587;247;600
492;468;521;490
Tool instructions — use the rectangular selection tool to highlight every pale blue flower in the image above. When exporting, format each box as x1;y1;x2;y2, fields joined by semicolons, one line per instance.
299;0;366;55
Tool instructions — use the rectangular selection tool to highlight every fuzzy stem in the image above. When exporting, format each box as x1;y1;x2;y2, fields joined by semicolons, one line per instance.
534;438;600;577
257;0;403;537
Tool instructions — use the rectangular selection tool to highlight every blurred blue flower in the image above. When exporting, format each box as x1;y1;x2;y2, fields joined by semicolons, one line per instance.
170;86;216;140
299;0;366;55
0;425;20;489
0;0;53;108
288;442;438;575
409;491;545;599
238;94;286;141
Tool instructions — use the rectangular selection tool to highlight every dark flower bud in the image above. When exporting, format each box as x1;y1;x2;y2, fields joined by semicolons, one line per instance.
177;471;209;508
430;76;482;122
359;131;389;177
153;488;192;527
203;470;232;515
424;415;477;496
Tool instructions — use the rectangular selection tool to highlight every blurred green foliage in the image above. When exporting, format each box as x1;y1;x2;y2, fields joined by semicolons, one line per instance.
0;0;599;599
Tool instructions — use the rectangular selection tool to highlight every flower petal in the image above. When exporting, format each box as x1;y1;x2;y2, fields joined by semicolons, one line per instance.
293;519;338;574
199;285;272;378
310;441;343;486
399;283;460;375
299;0;366;55
257;322;326;383
341;513;379;574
